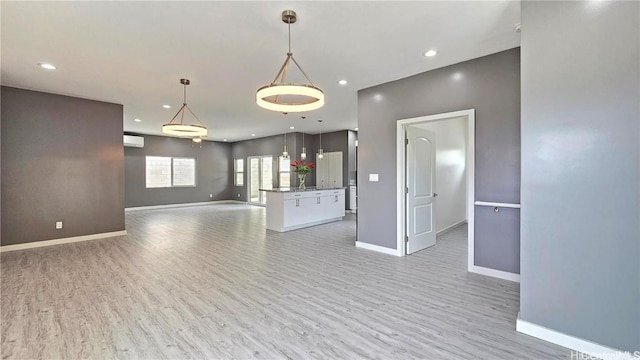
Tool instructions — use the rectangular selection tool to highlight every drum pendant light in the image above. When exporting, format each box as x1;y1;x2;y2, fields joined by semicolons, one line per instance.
256;10;324;113
162;79;208;138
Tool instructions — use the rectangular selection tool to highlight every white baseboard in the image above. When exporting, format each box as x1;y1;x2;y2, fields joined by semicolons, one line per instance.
470;265;520;283
437;219;467;236
355;241;401;256
273;217;343;232
0;230;127;252
125;200;245;212
516;313;634;359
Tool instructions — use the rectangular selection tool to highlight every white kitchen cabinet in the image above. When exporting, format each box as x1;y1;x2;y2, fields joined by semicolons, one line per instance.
316;152;343;188
264;188;346;232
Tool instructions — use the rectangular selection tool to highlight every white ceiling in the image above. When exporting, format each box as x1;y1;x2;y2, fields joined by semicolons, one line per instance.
1;1;521;142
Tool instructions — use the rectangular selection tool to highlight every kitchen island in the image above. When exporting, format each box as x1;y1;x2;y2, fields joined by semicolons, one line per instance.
261;187;346;232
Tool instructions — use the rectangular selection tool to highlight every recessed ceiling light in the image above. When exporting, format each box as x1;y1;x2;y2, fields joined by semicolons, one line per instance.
354;127;358;131
424;50;438;57
162;104;172;109
223;139;228;142
134;118;142;122
337;79;348;85
424;49;438;57
251;134;256;137
37;63;56;70
289;126;295;130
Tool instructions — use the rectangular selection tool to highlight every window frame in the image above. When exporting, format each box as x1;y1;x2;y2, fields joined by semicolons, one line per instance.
171;157;197;188
278;156;291;188
145;156;197;188
234;158;244;186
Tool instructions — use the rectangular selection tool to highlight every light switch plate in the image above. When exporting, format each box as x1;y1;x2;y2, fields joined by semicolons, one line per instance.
369;174;379;182
55;221;63;229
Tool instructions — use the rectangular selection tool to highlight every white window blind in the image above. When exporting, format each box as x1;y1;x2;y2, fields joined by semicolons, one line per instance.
173;158;196;186
234;158;244;186
145;156;171;188
279;156;291;188
145;156;196;188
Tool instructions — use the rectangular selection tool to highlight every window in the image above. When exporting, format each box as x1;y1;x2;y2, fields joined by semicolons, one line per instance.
279;156;291;188
145;156;171;188
172;158;196;186
145;156;196;188
234;158;244;186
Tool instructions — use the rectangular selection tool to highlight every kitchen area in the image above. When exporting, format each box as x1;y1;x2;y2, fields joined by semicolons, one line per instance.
257;130;357;232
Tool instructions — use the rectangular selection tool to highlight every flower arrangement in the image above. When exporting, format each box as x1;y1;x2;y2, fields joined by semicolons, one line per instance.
291;159;315;174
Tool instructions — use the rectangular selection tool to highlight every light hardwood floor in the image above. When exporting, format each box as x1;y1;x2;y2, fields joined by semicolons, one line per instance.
1;204;571;359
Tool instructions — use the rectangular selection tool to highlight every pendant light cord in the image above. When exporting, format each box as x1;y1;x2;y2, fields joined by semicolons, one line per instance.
167;79;205;126
288;19;292;54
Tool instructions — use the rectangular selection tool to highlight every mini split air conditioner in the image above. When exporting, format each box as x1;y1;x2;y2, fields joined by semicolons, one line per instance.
123;135;144;148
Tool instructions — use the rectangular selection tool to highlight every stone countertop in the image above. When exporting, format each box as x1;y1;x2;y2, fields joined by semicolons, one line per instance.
259;187;347;193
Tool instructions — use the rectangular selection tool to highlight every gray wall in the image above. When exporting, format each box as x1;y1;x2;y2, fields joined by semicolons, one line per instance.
348;130;357;186
1;86;125;245
357;48;521;265
520;1;639;351
124;134;232;208
475;205;519;273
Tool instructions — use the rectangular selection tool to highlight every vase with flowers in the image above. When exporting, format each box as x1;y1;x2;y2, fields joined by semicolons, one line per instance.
291;159;315;189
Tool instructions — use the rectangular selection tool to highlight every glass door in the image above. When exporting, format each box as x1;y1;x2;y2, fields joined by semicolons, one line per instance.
248;155;273;206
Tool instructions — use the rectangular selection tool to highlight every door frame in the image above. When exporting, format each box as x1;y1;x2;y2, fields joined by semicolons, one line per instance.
247;155;273;206
396;109;475;271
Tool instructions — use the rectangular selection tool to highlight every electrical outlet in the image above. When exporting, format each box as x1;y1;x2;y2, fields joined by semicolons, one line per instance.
55;221;63;229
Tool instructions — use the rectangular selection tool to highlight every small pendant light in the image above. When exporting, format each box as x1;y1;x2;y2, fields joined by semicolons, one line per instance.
282;113;289;159
300;116;307;160
318;119;324;159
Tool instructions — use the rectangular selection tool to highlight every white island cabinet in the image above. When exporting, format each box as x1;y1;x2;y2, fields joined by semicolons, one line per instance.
262;188;346;232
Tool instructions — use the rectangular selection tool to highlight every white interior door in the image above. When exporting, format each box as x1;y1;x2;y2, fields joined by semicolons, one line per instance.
406;126;437;254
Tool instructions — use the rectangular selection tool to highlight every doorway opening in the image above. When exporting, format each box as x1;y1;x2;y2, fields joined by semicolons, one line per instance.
396;109;475;271
248;155;273;206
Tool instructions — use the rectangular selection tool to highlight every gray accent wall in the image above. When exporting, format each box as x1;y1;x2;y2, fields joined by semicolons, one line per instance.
474;205;519;274
520;1;639;351
357;48;521;264
124;134;232;208
348;130;357;185
1;86;125;245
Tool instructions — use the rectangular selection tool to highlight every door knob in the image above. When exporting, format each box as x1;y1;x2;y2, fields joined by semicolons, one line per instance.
433;193;438;197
